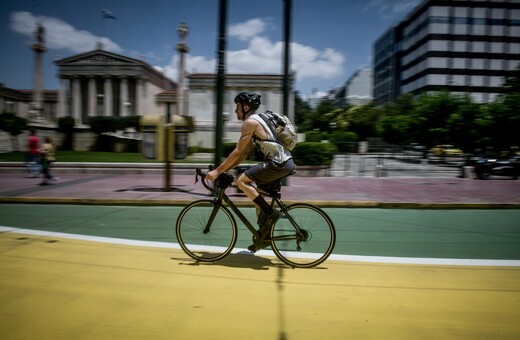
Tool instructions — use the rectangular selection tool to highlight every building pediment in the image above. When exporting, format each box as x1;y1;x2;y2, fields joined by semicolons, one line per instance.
55;49;143;66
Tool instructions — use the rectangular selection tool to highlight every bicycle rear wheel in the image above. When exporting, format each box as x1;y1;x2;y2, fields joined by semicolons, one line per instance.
176;200;237;262
271;203;336;268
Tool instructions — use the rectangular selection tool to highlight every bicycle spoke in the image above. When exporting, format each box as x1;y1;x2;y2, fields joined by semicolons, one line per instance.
176;200;237;262
271;203;335;268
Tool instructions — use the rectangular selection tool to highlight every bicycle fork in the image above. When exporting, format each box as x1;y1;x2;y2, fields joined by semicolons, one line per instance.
203;188;225;234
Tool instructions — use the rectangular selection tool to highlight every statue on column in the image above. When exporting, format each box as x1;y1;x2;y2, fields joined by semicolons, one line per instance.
35;23;45;45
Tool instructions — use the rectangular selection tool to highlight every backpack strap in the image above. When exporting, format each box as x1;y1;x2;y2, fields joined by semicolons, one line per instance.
257;112;282;145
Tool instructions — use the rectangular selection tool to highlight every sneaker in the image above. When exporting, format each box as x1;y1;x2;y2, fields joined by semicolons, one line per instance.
50;177;60;183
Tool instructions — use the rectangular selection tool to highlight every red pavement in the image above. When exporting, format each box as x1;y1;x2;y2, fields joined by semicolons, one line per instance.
1;171;519;207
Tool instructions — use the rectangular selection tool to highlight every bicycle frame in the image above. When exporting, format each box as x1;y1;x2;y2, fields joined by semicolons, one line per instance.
201;170;302;243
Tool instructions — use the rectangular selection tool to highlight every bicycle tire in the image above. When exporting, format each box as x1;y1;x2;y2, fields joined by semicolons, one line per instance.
176;200;238;262
270;203;336;268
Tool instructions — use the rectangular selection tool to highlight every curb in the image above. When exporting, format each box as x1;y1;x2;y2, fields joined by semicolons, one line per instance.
0;197;519;209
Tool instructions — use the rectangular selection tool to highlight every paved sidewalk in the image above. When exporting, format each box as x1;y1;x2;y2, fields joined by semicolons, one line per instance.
1;170;519;207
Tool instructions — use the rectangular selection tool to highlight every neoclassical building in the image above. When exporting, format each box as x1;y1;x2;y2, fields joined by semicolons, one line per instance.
55;49;177;125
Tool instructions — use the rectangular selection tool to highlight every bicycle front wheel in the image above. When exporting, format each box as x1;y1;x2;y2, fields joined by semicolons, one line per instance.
271;203;336;268
176;200;238;262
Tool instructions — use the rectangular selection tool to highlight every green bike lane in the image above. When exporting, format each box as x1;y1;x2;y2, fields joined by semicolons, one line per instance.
1;203;519;261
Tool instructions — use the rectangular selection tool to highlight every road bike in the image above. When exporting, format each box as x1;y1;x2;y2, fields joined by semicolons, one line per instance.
175;167;336;268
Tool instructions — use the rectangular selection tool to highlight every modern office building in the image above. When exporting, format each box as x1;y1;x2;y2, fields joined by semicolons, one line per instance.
374;0;520;104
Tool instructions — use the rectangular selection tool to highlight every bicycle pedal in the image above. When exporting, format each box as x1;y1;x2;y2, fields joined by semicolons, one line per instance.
247;244;259;253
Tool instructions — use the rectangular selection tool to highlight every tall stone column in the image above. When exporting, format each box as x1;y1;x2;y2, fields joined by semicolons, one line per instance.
176;22;190;117
31;23;47;120
88;77;97;117
104;77;113;117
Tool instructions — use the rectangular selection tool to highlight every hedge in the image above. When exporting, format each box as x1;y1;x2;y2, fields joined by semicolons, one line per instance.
291;142;337;166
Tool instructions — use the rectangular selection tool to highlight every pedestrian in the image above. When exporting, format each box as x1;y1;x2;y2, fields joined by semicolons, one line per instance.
206;92;295;252
39;136;58;186
25;128;41;177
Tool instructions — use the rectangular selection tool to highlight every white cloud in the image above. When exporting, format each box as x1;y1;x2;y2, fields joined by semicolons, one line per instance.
164;19;344;85
10;11;122;54
229;18;268;41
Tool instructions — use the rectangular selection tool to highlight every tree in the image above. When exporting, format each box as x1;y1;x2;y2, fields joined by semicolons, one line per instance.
300;99;337;132
377;94;415;145
345;102;382;140
0;112;27;150
409;91;463;149
446;96;482;152
57;116;75;151
294;91;311;128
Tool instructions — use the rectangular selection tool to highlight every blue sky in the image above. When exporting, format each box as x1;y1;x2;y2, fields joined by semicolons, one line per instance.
0;0;421;98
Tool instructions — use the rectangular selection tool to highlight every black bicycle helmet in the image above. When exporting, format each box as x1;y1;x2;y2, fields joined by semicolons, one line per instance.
234;92;261;110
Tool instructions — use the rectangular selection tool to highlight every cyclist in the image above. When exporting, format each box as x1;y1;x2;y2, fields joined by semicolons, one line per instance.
206;92;295;250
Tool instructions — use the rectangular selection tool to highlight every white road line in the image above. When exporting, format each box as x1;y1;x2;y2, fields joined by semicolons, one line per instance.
2;226;519;267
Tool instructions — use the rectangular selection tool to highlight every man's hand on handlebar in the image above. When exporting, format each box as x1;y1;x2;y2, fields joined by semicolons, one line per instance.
206;169;220;182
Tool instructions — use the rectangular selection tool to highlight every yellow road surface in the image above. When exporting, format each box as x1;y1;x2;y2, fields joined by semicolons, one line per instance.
1;232;519;340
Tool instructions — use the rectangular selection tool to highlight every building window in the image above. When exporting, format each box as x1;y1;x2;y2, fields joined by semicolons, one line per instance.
428;57;448;68
490;59;504;70
471;41;486;53
453;58;467;69
490;42;504;53
470;75;485;87
429;40;449;51
453;41;467;52
489;76;504;87
471;59;486;70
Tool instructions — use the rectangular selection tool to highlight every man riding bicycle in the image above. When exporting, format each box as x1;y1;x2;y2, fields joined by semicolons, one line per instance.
206;92;295;250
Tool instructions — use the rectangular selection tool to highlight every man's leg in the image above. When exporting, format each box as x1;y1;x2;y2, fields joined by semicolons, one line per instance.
236;173;280;232
236;173;272;213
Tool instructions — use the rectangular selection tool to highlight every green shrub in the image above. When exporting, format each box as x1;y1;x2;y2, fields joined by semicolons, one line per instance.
292;142;337;166
329;130;358;143
88;116;120;134
304;130;328;142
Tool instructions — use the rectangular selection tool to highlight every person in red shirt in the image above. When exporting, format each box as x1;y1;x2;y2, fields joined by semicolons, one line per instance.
25;129;41;177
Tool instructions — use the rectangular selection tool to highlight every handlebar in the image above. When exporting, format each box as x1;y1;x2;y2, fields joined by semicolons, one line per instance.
195;166;214;192
195;165;235;194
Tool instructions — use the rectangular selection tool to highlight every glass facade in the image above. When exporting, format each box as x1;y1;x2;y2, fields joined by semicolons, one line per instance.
374;0;520;104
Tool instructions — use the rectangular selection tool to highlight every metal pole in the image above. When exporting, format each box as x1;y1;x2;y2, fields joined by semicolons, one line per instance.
164;104;171;191
283;0;292;118
282;0;292;186
214;0;227;167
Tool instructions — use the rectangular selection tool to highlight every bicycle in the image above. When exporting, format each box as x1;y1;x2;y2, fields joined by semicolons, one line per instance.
175;167;336;268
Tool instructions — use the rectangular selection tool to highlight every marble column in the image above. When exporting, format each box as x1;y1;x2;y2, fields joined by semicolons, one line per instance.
57;77;66;118
88;77;97;117
136;77;146;116
104;77;113;117
72;78;82;124
120;77;129;116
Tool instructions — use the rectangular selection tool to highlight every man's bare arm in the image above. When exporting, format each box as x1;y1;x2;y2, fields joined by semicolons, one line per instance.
206;119;256;180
